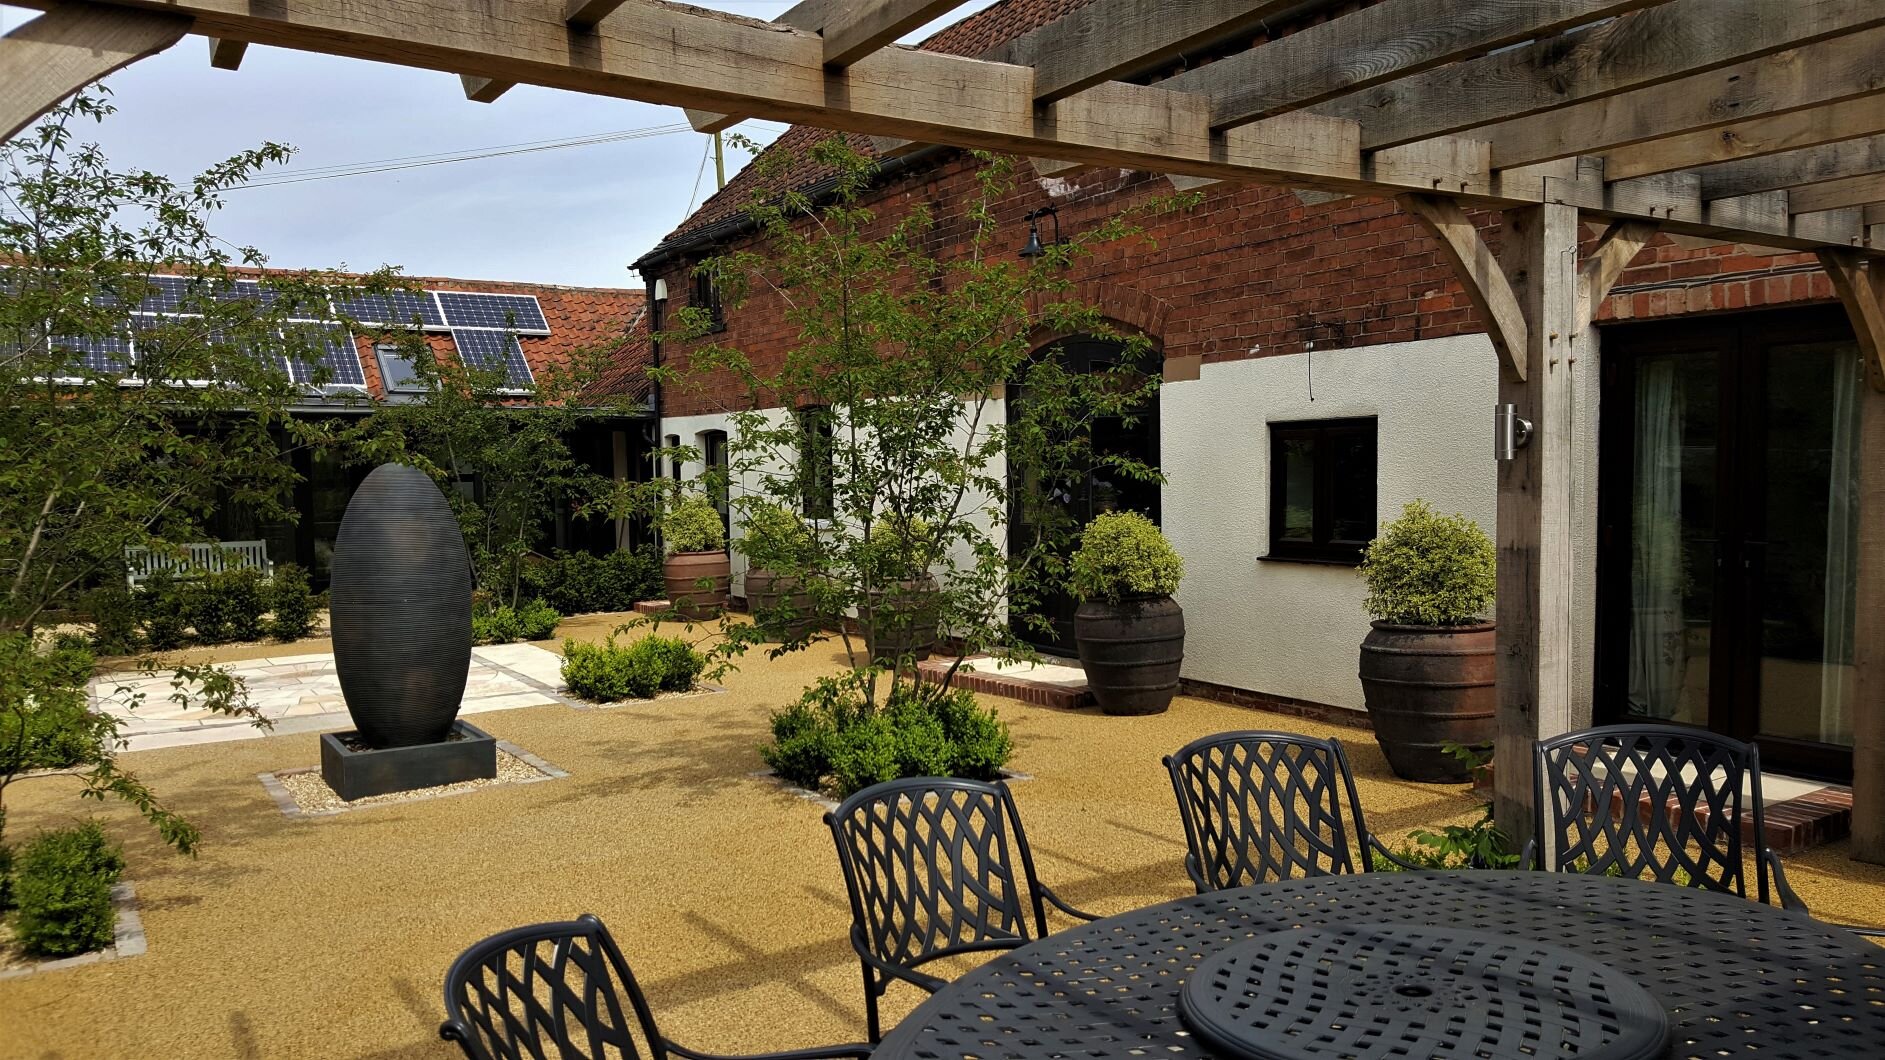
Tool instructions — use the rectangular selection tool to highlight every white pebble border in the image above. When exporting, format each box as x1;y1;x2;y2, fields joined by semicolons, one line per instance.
563;683;727;712
258;741;569;819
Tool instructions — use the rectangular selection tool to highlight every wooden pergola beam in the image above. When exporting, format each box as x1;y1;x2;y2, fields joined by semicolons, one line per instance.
1179;0;1656;128
2;2;191;142
1471;27;1885;170
991;0;1302;107
1789;172;1885;215
206;35;244;70
1696;135;1885;200
1316;0;1885;152
466;0;633;104
1602;100;1885;182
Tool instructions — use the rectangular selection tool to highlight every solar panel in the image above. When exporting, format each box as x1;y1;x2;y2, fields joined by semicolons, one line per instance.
286;325;366;387
134;275;201;314
451;328;534;389
54;334;132;374
436;292;549;333
215;279;282;308
334;289;444;329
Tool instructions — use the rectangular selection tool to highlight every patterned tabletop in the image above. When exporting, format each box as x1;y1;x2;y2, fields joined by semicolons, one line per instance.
873;871;1885;1060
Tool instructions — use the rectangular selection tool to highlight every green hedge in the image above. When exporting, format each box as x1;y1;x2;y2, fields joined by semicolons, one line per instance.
13;820;125;958
472;599;561;645
96;564;318;652
762;677;1012;797
561;634;704;701
266;564;318;641
521;547;665;615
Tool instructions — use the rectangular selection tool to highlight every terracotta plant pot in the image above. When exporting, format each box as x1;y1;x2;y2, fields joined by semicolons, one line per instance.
663;550;730;620
1358;620;1496;782
1074;594;1185;716
744;567;820;642
861;575;940;668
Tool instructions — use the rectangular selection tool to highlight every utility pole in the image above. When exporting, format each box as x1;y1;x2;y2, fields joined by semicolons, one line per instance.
712;130;726;189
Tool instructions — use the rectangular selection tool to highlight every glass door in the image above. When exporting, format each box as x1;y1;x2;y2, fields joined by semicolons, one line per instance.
1599;308;1861;780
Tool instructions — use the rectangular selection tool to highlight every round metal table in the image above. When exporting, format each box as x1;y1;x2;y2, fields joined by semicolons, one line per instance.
872;871;1885;1060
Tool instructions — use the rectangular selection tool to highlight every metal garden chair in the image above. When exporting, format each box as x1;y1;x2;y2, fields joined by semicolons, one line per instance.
440;914;873;1060
1164;731;1405;893
1528;724;1882;936
824;777;1099;1042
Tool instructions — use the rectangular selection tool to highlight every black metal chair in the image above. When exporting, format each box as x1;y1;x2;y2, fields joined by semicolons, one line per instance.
441;914;873;1060
1164;731;1404;892
825;776;1098;1042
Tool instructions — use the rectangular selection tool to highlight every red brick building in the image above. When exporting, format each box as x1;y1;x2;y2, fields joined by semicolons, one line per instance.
634;0;1865;784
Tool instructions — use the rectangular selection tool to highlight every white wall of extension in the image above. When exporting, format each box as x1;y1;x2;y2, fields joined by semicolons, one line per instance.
1161;333;1600;724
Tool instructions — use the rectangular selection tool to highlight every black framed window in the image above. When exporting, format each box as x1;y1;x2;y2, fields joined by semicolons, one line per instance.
797;406;834;520
1267;417;1377;563
692;270;725;332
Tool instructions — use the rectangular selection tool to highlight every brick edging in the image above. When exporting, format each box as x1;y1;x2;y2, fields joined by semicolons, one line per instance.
1177;678;1374;732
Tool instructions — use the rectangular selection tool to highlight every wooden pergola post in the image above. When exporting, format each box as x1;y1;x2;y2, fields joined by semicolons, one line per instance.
1821;250;1885;865
1491;204;1583;848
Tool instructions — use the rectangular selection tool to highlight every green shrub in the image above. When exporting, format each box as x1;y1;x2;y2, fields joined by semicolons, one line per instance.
560;634;704;701
1068;511;1183;603
0;635;111;780
860;515;935;581
523;548;665;614
136;571;188;651
180;568;268;645
663;494;726;554
472;599;561;645
760;677;1012;797
86;585;141;655
1359;500;1496;626
741;503;814;571
13;820;124;958
266;563;317;641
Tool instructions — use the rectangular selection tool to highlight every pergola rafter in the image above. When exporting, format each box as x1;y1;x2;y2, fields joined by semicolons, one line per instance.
6;0;1885;860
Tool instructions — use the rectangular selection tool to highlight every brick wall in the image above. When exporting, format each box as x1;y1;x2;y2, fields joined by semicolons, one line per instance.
652;151;1843;419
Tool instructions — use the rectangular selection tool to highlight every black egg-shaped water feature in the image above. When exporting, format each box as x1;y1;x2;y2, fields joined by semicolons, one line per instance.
328;463;473;748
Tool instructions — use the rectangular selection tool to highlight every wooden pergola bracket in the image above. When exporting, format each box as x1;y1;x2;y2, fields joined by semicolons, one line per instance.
1820;248;1885;389
206;35;245;70
1577;219;1659;325
461;74;512;104
2;2;191;142
1397;193;1529;381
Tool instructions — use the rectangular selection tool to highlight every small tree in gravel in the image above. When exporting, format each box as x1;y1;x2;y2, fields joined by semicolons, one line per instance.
656;139;1182;733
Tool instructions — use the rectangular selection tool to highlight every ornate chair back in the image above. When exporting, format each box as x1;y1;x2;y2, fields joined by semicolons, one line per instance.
1164;731;1371;892
441;915;664;1060
1532;724;1771;903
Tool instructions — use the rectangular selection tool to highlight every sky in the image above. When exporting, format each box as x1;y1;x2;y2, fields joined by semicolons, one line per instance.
1;1;1000;289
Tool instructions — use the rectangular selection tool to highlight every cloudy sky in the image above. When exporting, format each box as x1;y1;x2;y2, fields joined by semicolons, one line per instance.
2;1;998;289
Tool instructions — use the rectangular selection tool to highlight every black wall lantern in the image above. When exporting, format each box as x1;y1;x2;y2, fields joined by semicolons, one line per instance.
1019;206;1063;258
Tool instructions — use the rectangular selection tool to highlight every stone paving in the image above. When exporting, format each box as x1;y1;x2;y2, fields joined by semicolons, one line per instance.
93;642;573;751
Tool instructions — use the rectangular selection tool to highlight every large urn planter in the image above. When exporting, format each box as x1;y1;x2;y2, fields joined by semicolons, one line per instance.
1074;594;1185;716
861;575;941;667
745;567;820;641
664;550;730;620
323;463;492;798
1357;621;1496;782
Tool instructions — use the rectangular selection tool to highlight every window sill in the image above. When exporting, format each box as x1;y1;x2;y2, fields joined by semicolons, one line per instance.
1258;553;1363;568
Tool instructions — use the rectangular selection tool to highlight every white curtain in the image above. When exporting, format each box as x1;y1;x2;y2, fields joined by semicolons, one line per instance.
1630;359;1686;720
1819;348;1863;745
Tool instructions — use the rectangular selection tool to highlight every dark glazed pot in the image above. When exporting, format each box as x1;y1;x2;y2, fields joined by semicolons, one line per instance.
1358;620;1497;782
745;567;819;642
329;464;472;748
861;575;941;668
664;550;730;620
1075;594;1184;715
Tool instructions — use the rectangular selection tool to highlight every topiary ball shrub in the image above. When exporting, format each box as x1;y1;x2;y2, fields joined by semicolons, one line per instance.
740;502;815;570
759;675;1013;797
1359;500;1496;626
663;494;727;554
560;634;705;702
266;563;317;642
13;820;125;958
1068;511;1183;603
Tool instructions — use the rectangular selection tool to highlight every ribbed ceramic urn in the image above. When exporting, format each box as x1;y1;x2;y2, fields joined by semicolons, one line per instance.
1075;595;1185;715
329;464;473;748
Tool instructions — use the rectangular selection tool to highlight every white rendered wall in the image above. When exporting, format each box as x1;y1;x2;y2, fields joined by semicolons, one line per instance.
1161;334;1599;723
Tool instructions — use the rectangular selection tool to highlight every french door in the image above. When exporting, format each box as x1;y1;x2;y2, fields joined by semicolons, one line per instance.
1597;307;1863;781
